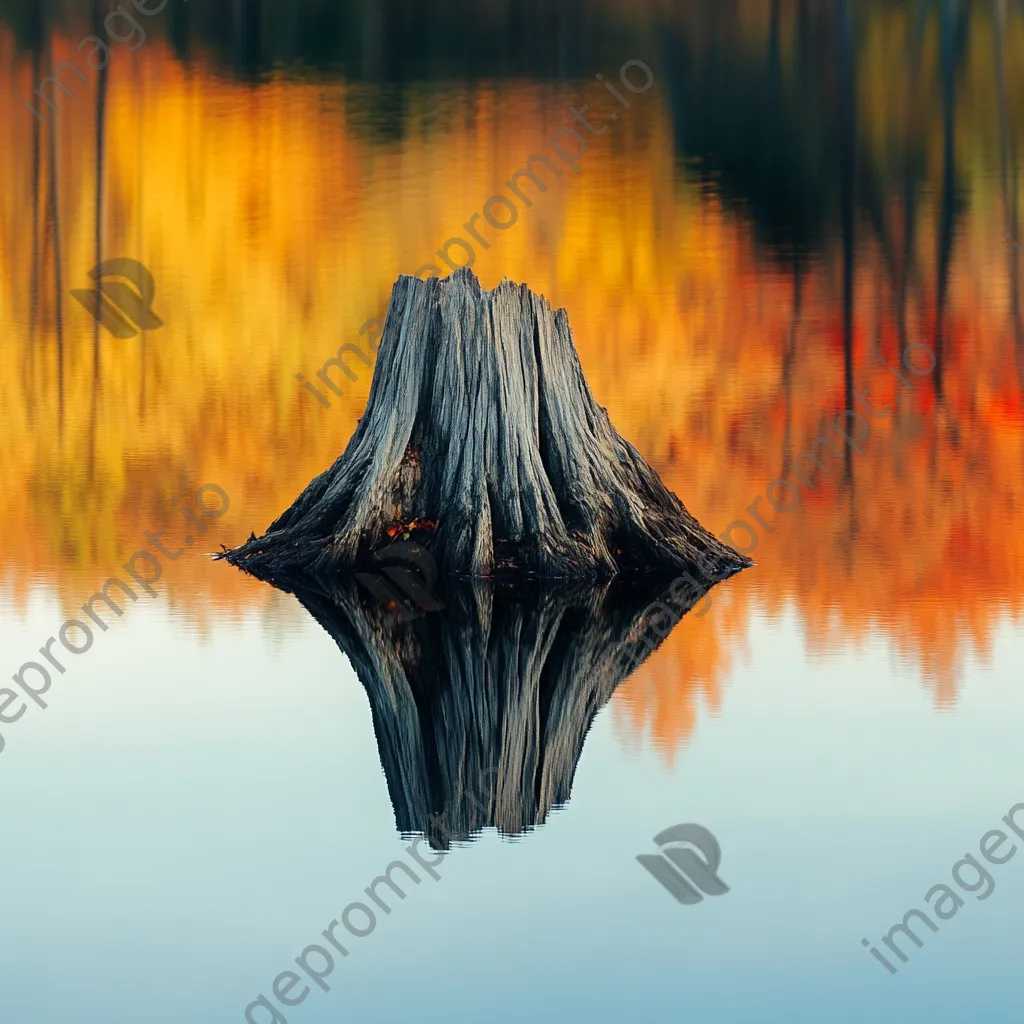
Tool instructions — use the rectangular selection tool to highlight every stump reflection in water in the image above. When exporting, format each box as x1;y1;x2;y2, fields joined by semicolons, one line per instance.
278;564;739;849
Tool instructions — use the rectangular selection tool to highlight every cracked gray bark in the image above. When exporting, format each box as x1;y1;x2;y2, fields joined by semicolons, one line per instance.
222;268;749;582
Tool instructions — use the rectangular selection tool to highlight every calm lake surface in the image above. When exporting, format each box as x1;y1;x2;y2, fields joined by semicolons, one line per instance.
2;2;1023;1021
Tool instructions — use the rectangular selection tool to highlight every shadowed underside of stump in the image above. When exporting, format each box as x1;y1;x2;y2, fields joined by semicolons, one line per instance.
223;267;749;581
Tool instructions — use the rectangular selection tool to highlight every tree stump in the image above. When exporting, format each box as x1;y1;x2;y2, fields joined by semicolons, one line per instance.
222;268;749;582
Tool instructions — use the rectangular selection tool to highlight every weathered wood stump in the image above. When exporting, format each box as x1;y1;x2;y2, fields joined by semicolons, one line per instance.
285;571;726;848
222;268;748;581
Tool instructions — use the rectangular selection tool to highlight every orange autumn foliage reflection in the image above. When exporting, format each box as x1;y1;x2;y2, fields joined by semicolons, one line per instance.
2;7;1024;759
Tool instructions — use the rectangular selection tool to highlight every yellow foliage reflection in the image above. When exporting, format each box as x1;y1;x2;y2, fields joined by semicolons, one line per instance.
2;4;1024;757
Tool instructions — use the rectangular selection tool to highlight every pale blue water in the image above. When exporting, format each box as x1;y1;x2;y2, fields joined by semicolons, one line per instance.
2;598;1022;1023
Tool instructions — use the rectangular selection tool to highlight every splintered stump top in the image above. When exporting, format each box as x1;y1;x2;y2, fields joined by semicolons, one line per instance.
223;268;749;582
